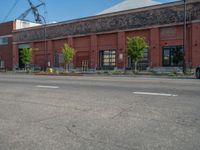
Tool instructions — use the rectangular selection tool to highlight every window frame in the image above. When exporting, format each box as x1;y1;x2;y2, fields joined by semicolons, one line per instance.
99;49;116;69
0;37;9;45
162;45;184;67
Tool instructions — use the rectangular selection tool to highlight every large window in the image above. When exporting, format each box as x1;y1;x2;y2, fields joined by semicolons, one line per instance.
54;52;64;67
163;46;184;67
99;50;116;69
0;37;8;45
0;60;5;68
128;48;149;70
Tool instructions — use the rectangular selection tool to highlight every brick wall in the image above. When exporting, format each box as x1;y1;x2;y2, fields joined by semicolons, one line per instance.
0;21;14;70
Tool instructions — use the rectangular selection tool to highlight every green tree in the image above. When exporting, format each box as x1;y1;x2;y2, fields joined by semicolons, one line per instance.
127;36;149;73
20;48;32;70
62;43;75;72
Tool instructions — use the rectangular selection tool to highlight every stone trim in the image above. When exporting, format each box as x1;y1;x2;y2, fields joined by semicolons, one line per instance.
13;1;200;43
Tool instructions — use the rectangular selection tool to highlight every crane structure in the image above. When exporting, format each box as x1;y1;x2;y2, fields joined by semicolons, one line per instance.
18;0;45;24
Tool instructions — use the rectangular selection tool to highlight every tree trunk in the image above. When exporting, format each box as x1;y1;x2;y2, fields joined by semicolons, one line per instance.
64;63;67;73
134;61;137;73
68;63;70;72
25;64;27;72
25;64;30;73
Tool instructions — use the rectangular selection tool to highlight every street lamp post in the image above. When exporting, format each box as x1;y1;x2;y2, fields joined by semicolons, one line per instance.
183;0;187;73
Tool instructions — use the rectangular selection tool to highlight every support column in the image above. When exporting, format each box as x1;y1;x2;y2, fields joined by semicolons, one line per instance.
90;35;98;69
68;37;74;47
191;23;200;67
186;25;192;68
12;43;18;70
150;28;160;67
29;42;35;64
47;40;53;67
117;32;126;69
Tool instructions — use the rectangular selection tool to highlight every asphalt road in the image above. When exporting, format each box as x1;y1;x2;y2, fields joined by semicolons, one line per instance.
0;74;200;150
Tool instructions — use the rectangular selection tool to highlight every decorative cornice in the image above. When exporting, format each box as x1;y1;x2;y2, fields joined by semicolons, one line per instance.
13;0;200;43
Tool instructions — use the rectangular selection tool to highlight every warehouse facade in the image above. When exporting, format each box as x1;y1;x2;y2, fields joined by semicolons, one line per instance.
9;0;200;70
0;21;15;70
0;20;41;70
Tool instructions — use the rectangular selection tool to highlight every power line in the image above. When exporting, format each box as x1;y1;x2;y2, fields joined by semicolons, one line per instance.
3;0;21;22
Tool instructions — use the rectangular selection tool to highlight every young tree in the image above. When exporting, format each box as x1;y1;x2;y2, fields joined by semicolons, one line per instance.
127;36;148;73
62;43;75;72
20;48;32;70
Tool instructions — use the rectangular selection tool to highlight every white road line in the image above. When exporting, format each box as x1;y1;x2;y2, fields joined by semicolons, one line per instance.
133;92;177;97
36;85;59;89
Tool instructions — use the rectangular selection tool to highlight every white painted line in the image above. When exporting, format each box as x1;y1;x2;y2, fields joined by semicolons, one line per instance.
36;85;59;89
133;92;177;97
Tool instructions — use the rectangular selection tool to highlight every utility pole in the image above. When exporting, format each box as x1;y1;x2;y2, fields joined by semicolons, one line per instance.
44;21;47;71
40;15;47;71
183;0;187;73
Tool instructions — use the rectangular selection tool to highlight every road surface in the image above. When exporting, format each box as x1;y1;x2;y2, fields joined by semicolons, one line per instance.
0;74;199;150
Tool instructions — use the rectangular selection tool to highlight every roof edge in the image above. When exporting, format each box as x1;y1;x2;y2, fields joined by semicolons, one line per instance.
13;0;196;33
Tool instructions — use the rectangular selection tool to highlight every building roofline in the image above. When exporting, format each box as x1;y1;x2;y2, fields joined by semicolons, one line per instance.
97;0;162;15
15;19;42;25
13;0;196;33
0;21;14;25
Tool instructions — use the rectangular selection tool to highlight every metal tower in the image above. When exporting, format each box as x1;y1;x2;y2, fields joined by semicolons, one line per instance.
18;0;45;24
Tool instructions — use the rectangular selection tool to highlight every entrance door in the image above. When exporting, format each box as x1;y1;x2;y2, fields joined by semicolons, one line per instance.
163;47;171;66
18;48;25;69
18;44;30;69
55;53;59;67
163;46;184;67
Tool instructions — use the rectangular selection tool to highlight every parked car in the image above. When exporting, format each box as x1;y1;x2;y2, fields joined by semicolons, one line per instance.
26;64;41;71
196;65;200;79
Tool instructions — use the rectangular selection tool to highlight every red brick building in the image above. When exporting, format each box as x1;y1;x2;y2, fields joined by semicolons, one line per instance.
0;21;15;70
0;20;41;70
7;0;200;70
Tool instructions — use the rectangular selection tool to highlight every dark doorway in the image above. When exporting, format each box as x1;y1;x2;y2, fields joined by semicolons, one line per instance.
18;48;25;69
163;46;184;67
54;53;60;67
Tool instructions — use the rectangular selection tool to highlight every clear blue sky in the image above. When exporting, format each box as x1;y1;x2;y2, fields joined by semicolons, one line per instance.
1;0;176;23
